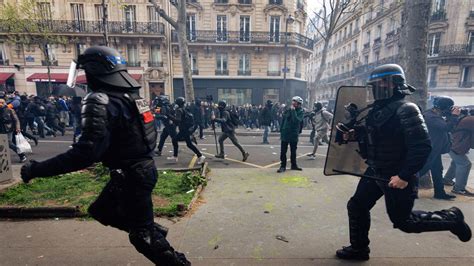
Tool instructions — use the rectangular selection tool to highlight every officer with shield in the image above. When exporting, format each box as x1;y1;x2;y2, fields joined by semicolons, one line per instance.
20;46;190;265
327;64;471;260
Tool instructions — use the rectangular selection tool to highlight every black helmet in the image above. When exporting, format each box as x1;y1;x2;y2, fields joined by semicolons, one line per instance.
77;46;140;90
314;101;323;111
218;100;227;109
175;97;185;107
367;64;410;100
156;95;169;107
433;96;454;112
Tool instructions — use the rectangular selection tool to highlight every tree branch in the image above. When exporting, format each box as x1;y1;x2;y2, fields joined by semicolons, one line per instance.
149;0;179;29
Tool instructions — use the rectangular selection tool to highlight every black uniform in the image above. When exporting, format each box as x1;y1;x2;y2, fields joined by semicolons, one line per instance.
175;103;202;158
155;99;179;157
336;64;471;261
21;46;190;265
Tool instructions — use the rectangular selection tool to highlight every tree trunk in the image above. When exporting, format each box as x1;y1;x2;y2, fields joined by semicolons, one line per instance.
177;0;194;102
399;0;432;188
399;0;432;111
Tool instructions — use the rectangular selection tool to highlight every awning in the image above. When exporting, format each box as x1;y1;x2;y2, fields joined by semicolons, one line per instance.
76;74;142;84
0;73;14;84
27;73;68;83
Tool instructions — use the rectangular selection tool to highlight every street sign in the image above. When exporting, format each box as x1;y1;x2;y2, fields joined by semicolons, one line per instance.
282;67;290;73
25;56;35;63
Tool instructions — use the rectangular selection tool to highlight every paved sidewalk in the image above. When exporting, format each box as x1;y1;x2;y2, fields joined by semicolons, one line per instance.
1;167;473;265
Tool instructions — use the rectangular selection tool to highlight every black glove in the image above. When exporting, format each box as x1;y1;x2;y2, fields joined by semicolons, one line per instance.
21;160;38;183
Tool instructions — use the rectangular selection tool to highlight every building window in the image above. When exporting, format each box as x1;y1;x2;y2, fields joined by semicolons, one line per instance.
355;18;360;29
37;2;52;20
45;44;56;61
353;40;358;52
71;4;85;31
461;66;473;87
468;31;474;54
239;0;252;4
427;67;437;88
295;57;302;78
376;24;382;39
187;14;197;41
215;0;228;3
217;15;228;42
364;55;369;64
190;53;198;74
148;6;160;23
149;45;162;67
428;33;441;57
263;88;279;103
127;44;139;67
95;4;104;21
123;5;137;33
0;42;7;65
374;51;380;62
238;54;251;75
433;0;446;12
366;30;371;44
240;16;251;42
75;43;87;58
269;16;280;42
349;23;353;34
216;53;228;75
218;88;252;106
268;54;280;76
269;0;283;5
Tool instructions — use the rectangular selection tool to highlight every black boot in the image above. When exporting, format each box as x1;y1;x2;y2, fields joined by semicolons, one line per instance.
447;207;472;242
336;245;370;261
153;222;169;238
291;165;302;171
242;152;249;162
277;166;286;173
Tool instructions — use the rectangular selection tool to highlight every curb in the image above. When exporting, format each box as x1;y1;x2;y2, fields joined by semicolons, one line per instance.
0;206;85;219
187;162;209;212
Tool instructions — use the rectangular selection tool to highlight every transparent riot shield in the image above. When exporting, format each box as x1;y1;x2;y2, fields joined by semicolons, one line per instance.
324;86;374;177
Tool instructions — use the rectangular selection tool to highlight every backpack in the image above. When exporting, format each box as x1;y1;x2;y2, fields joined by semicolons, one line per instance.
229;110;240;127
182;108;195;130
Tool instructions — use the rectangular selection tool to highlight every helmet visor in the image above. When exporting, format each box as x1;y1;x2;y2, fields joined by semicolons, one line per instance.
66;60;79;88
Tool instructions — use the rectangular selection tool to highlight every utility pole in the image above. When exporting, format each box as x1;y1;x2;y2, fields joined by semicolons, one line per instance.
102;0;109;46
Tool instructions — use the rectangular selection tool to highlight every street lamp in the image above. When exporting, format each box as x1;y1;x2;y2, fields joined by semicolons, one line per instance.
282;14;294;103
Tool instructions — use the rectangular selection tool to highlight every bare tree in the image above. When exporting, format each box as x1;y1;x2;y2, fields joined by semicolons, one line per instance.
308;0;358;103
150;0;194;102
0;0;67;95
399;0;432;110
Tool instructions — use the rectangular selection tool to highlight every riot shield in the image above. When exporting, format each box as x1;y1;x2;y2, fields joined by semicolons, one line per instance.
324;86;374;177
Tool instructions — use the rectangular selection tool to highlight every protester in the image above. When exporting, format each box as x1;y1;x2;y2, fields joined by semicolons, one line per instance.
0;98;27;162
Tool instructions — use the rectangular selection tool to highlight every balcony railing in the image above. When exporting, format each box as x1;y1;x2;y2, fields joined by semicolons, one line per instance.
267;70;281;76
385;29;400;45
41;60;58;66
427;44;474;57
215;0;228;4
373;37;382;49
470;11;474;18
269;0;282;5
172;30;314;50
430;10;447;22
148;61;163;67
460;81;473;88
0;20;165;35
127;62;141;67
0;59;9;66
238;70;251;76
215;69;229;75
238;0;252;4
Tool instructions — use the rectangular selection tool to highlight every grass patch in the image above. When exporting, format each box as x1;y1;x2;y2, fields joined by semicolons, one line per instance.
0;165;206;217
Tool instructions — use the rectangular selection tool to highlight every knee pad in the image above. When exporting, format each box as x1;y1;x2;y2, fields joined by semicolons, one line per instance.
129;227;170;256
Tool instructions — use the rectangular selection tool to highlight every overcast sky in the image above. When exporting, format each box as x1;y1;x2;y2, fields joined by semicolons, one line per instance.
307;0;323;14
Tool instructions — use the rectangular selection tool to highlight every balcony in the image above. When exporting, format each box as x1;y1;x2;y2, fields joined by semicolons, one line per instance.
460;81;473;88
430;10;447;22
269;0;282;5
41;60;58;66
0;20;166;36
427;44;474;58
192;69;199;75
428;80;437;88
148;61;163;67
362;43;370;54
267;70;281;76
171;30;314;50
385;29;400;46
0;59;9;66
353;28;360;34
127;62;141;67
295;72;302;78
215;69;229;75
238;70;251;76
214;0;228;4
373;37;382;49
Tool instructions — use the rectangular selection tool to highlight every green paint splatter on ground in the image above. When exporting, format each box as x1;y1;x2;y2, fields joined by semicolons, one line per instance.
278;176;311;187
264;202;274;212
252;245;264;260
208;235;221;248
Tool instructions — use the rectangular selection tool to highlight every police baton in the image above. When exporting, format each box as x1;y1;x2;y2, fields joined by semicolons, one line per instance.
332;169;389;182
211;110;219;154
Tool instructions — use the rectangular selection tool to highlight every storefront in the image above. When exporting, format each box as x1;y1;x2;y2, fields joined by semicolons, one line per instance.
173;78;307;105
0;73;15;92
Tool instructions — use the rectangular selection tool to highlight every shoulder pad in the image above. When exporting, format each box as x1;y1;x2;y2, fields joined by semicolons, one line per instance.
83;92;109;105
396;102;421;117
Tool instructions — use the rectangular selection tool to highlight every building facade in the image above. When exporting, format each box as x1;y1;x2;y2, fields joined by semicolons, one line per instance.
0;0;314;105
306;0;474;106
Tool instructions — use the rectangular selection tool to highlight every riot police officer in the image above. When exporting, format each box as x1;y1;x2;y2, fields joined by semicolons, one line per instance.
154;95;179;158
20;46;190;265
335;64;471;260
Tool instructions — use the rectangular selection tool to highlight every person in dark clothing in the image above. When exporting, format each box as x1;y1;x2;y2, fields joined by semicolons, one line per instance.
260;100;273;144
28;97;54;138
0;98;27;162
335;64;471;261
20;46;190;265
45;98;65;136
277;96;304;173
15;95;38;146
69;97;83;143
155;95;179;158
191;99;205;139
173;97;206;164
212;100;249;161
418;96;458;200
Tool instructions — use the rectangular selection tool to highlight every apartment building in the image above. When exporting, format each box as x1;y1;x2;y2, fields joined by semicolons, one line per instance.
306;0;474;106
0;0;314;105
